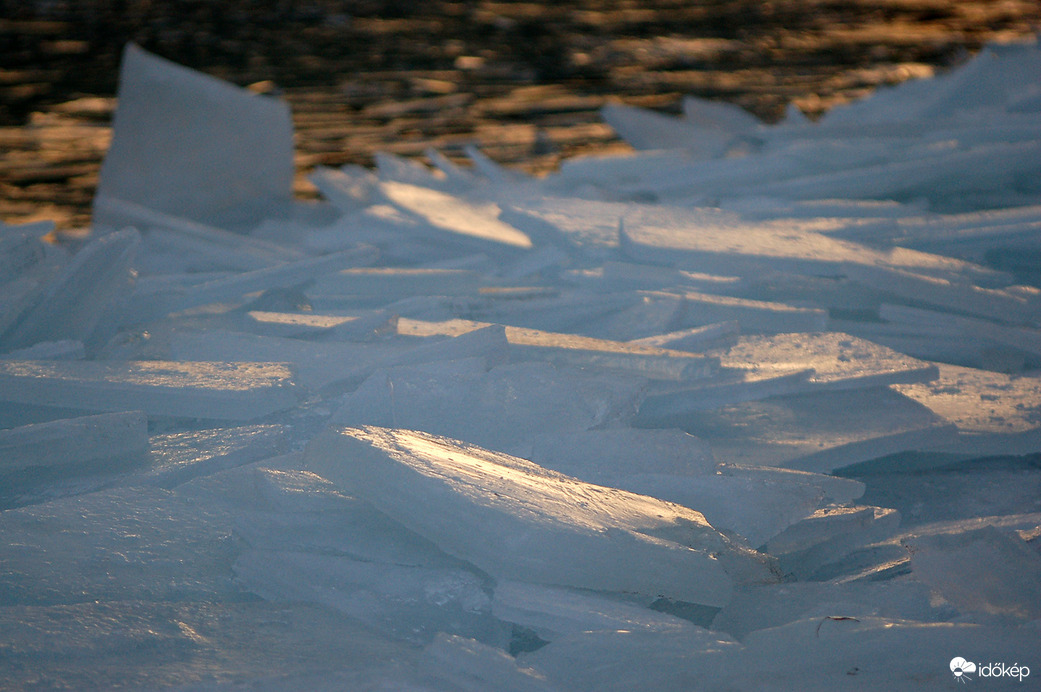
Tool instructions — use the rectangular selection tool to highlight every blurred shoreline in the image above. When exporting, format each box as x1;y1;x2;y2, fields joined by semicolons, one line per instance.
1;1;1039;230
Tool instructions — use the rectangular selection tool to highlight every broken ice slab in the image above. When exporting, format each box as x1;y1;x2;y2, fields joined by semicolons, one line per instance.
305;426;776;606
499;197;631;257
826;317;980;368
121;245;378;326
170;324;508;393
715;332;939;392
679;387;959;473
0;411;148;474
1;228;138;354
846;263;1041;325
144;423;287;488
233;549;501;644
712;581;944;640
493;580;694;642
180;462;478;569
529;430;865;547
881;303;1041;368
0;359;299;421
377;180;533;250
725;616;1041;690
600;102;734;157
636;365;814;422
308;267;483;306
765;506;901;580
618;203;1001;283
419;633;558;692
594;261;744;294
891;364;1041;456
308;164;378;214
0;486;242;606
602;467;863;550
520;626;736;692
629;321;740;353
332;362;645;457
905;525;1041;622
94;197;307;272
244;309;397;340
0;600;431;691
637;331;936;422
529;428;716;478
94;43;294;228
661;290;827;334
397;317;719;382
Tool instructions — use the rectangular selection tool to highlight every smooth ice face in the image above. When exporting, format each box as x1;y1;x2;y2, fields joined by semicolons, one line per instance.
94;44;294;228
305;425;776;606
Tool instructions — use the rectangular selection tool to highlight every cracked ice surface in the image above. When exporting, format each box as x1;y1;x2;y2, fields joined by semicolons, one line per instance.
1;40;1041;690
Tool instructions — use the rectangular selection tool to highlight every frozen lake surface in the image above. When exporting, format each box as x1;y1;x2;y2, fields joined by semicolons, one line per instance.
1;40;1040;689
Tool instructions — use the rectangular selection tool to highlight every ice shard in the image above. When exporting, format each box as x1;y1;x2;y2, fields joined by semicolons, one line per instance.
305;426;776;606
94;43;294;228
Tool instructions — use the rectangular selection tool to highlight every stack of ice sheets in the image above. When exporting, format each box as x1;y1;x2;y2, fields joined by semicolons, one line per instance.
1;41;1040;689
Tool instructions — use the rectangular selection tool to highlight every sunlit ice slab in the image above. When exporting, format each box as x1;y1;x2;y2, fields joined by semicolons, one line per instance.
529;429;865;548
169;323;509;393
892;364;1041;456
0;359;300;421
144;423;287;489
397;317;719;382
714;332;939;392
377;180;533;250
679;387;959;474
635;332;937;423
305;426;777;607
672;290;828;335
618;204;1000;284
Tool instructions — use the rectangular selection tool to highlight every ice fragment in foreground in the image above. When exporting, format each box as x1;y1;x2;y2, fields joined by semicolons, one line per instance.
1;228;138;353
305;426;776;606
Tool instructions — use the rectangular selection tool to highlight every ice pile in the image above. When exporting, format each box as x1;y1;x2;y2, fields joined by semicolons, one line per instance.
1;41;1040;689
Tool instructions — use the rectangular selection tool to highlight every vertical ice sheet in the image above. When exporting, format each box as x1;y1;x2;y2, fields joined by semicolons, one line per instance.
94;43;294;228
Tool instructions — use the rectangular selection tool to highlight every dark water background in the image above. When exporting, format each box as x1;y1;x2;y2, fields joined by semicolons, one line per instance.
1;0;1039;228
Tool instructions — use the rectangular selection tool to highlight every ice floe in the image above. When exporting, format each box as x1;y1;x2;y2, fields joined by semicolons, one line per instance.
2;40;1041;689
